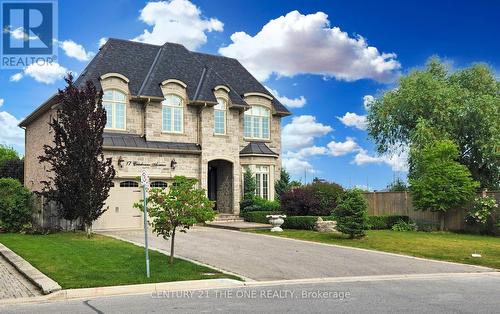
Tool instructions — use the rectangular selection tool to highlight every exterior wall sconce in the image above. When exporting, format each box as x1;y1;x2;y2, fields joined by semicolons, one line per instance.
171;159;177;170
117;156;124;168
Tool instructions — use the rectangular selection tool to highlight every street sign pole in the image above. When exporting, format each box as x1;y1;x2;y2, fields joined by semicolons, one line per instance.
141;170;150;278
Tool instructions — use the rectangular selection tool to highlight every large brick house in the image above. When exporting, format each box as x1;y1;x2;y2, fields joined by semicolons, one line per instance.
19;38;291;230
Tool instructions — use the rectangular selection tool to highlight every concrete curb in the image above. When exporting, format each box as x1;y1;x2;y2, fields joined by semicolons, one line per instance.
0;243;61;294
1;271;499;306
0;278;243;306
102;232;255;282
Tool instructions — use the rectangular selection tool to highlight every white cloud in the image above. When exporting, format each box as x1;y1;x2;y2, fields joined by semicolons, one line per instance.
219;10;400;82
99;37;108;47
10;73;23;82
265;86;306;108
285;146;328;159
337;112;367;130
23;63;68;84
0;111;24;148
0;99;3;108
327;137;361;156
59;40;94;61
282;157;314;176
363;95;375;110
8;27;37;41
282;115;332;151
133;0;223;50
353;149;408;172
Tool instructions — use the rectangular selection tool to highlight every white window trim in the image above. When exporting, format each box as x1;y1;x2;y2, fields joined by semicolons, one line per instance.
103;89;127;131
244;105;271;140
214;98;227;135
162;94;184;134
243;165;270;200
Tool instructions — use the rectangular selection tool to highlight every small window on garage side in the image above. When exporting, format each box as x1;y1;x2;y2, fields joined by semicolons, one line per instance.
120;181;139;187
150;181;168;188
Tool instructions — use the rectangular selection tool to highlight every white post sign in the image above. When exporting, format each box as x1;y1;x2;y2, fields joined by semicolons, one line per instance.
140;169;150;278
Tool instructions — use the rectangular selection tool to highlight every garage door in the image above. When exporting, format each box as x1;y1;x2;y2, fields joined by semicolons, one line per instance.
93;180;143;230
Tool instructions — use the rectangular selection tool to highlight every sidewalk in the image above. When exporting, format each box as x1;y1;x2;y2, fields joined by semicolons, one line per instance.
0;256;40;300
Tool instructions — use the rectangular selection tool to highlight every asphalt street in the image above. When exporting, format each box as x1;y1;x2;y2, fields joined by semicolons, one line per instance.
2;273;499;313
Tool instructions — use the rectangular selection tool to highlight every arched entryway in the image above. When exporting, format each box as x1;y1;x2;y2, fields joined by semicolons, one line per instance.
207;159;233;213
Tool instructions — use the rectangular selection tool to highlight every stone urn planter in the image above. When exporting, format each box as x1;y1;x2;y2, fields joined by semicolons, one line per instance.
266;214;287;232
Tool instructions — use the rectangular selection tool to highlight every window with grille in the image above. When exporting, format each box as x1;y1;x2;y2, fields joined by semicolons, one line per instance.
243;106;270;140
119;181;139;187
214;98;226;135
150;181;168;188
162;94;183;133
103;89;126;130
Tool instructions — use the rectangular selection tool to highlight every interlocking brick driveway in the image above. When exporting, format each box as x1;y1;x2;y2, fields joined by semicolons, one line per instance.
0;256;40;299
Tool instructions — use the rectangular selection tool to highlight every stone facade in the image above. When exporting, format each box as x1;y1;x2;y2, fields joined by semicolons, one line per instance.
23;75;284;218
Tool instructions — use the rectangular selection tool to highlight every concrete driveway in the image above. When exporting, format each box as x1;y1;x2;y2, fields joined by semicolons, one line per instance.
102;227;492;281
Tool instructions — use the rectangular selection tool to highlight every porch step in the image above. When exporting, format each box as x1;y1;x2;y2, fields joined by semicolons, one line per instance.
213;214;244;223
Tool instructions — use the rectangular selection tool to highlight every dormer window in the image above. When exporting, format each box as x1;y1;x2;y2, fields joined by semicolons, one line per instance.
244;106;270;140
214;98;227;135
103;89;126;130
162;94;183;133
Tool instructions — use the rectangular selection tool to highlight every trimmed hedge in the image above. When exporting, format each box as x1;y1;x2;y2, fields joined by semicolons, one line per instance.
283;216;337;230
240;211;271;224
367;215;410;230
241;212;336;230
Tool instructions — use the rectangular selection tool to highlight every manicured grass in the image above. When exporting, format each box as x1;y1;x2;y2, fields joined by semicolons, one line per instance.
250;230;500;269
0;232;239;289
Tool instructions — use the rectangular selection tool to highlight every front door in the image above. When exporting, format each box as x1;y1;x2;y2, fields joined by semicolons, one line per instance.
208;166;217;210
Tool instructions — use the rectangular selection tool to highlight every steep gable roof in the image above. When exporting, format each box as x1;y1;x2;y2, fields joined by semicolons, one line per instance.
20;38;291;127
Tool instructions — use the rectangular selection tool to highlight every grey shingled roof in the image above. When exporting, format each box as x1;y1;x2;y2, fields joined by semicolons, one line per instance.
240;142;278;156
76;38;290;114
103;132;201;152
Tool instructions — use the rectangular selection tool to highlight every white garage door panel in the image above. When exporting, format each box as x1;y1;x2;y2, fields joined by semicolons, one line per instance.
93;186;143;230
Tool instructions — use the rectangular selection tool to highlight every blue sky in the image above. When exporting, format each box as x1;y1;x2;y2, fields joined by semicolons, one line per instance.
1;0;499;190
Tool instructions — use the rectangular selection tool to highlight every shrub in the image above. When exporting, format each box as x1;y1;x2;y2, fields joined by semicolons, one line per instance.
367;215;411;229
241;211;272;224
280;182;344;216
281;186;320;216
336;189;369;238
465;195;499;235
391;220;417;231
309;181;344;216
241;197;280;213
415;221;440;232
282;216;337;230
0;178;34;232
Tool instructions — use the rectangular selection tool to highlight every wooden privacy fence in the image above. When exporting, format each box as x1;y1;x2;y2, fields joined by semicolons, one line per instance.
362;191;500;231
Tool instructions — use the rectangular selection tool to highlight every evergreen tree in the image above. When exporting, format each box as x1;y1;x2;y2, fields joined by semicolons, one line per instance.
39;74;115;236
336;189;369;238
275;168;291;200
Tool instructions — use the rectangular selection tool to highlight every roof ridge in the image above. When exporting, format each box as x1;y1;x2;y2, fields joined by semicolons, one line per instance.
137;45;163;96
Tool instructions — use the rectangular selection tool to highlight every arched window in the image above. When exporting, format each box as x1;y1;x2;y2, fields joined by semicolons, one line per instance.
119;181;139;187
214;98;227;135
244;106;270;140
150;181;168;188
162;94;183;133
103;89;126;130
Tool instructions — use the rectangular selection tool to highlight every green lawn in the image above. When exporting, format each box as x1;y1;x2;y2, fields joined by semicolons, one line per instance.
0;232;239;289
250;230;500;269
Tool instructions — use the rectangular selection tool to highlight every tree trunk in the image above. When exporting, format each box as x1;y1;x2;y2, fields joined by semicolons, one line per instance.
85;223;92;238
170;228;176;264
439;212;445;231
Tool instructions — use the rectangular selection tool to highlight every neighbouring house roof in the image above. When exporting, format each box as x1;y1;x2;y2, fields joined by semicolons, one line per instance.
103;132;201;154
19;38;291;127
240;142;279;157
